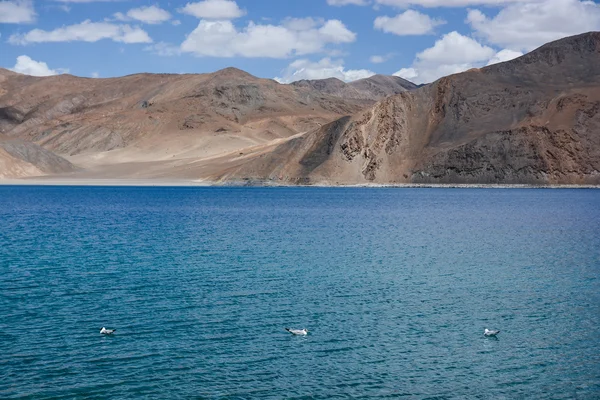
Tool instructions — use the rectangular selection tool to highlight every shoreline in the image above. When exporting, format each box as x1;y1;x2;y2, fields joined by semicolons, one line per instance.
0;178;599;189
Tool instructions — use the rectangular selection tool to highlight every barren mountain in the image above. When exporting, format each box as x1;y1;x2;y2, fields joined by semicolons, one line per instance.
218;32;600;185
0;67;374;178
1;32;599;185
290;74;418;101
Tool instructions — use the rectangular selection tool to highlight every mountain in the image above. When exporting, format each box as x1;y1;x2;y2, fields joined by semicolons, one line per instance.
218;32;600;185
0;66;375;178
1;32;599;185
290;74;418;101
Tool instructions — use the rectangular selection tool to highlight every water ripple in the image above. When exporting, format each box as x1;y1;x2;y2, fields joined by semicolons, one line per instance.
0;187;599;398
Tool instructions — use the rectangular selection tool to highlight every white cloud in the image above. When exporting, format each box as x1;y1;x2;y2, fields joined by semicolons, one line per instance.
275;58;375;83
327;0;369;5
0;0;35;23
375;0;534;7
179;0;245;20
393;67;418;80
374;9;444;35
392;31;496;84
486;49;523;66
180;19;356;58
10;55;68;76
417;31;494;64
467;0;600;51
91;71;99;78
9;20;153;45
116;5;171;25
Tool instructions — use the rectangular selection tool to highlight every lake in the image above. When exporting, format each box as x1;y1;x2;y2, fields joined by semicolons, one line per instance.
1;186;599;398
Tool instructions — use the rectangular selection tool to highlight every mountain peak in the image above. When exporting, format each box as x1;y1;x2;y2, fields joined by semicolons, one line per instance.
211;67;257;80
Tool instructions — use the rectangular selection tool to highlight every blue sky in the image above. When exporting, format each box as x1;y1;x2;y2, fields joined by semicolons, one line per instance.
1;0;599;84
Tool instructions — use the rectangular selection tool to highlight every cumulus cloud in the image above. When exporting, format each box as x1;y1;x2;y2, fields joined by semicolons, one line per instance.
467;0;600;51
274;58;375;83
114;5;171;24
393;67;418;80
0;0;35;23
9;20;153;45
180;19;356;58
179;0;245;20
374;9;444;35
392;31;496;84
10;55;68;76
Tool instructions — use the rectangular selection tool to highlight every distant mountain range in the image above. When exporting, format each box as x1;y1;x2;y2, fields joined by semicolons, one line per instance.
1;32;599;185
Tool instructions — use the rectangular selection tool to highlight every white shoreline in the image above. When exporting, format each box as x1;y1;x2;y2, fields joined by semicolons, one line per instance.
0;178;598;189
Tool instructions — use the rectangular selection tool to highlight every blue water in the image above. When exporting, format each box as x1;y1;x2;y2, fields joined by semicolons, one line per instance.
1;186;599;399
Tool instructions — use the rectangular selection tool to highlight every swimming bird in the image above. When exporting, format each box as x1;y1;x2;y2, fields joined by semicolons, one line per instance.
484;328;500;337
285;328;308;336
100;327;116;335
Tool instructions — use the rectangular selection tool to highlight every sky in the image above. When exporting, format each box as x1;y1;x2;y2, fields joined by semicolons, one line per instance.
1;0;600;84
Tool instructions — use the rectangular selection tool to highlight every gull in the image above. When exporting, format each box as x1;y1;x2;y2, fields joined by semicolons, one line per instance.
285;328;308;336
484;328;500;337
100;327;116;335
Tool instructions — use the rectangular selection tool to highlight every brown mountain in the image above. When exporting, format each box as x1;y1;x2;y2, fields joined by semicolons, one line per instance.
1;32;599;185
218;32;600;185
290;74;418;101
0;66;375;178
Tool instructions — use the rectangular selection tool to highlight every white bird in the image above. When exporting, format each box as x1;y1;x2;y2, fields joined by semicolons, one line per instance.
100;327;116;335
285;328;308;336
484;328;500;337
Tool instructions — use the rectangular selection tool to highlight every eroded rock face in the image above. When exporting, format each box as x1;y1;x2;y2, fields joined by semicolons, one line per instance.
339;95;412;180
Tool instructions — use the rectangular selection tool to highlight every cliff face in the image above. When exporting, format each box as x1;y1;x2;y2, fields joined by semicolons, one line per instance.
222;32;600;185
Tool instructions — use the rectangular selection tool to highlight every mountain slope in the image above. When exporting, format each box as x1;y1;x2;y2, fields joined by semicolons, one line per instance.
290;74;417;101
0;138;78;178
219;32;600;185
0;67;373;177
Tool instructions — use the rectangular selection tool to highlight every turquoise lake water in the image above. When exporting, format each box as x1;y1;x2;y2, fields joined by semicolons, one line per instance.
1;186;599;399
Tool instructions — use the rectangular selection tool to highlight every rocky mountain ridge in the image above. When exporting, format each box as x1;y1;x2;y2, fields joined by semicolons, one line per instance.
1;32;599;184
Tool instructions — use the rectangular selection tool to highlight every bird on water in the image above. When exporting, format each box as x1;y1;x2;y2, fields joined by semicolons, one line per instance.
285;328;308;336
484;328;500;337
100;327;116;335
